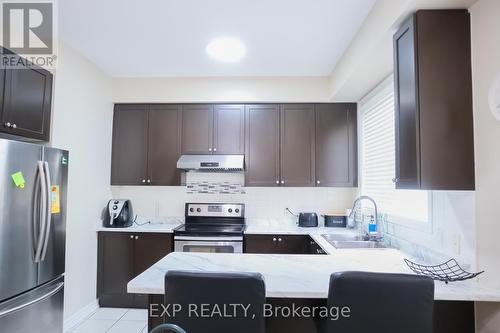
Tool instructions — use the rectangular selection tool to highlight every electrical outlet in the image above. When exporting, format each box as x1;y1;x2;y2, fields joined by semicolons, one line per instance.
452;234;461;256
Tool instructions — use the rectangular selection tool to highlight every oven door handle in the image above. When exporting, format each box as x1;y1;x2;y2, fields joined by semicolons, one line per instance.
174;236;243;242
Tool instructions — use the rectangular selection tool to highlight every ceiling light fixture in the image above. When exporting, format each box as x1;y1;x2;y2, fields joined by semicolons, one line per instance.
206;37;246;62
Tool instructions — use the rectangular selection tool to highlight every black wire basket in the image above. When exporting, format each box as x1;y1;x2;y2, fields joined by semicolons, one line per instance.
404;258;484;283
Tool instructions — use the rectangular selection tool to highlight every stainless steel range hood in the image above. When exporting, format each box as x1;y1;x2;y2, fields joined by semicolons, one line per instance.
177;154;244;172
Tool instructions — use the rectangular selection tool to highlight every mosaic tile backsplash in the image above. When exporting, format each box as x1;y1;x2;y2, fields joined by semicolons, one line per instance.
185;172;245;194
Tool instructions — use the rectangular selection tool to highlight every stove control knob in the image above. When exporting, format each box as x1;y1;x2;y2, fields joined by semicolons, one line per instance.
228;208;233;213
196;208;201;213
235;208;240;213
189;208;194;213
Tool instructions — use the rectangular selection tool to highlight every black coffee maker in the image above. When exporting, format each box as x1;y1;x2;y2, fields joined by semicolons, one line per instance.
103;199;133;228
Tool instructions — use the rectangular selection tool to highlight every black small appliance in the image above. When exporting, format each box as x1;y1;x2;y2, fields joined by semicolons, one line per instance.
103;199;133;228
298;212;318;227
323;214;347;228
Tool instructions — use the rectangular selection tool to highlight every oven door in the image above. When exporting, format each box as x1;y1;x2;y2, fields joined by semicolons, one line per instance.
174;236;243;253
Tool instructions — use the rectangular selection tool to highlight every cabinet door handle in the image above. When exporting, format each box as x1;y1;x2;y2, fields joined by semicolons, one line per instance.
130;235;134;239
392;178;399;183
278;237;282;242
4;122;11;128
213;148;217;152
316;180;320;185
135;236;139;240
272;237;277;242
208;148;212;152
280;180;284;184
275;180;279;184
147;179;151;183
11;123;17;129
141;179;146;183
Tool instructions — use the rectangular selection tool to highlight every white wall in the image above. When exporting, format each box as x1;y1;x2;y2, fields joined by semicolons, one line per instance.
51;43;113;320
469;0;500;331
112;76;331;103
111;186;357;222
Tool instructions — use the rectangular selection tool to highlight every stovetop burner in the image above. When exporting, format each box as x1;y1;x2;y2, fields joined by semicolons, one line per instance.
174;203;246;238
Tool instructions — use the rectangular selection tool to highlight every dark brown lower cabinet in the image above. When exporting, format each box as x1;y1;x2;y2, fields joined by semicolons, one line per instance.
244;234;323;254
147;296;474;333
97;232;173;308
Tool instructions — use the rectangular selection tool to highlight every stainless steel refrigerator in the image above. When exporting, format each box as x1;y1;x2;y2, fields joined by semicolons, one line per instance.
0;138;68;333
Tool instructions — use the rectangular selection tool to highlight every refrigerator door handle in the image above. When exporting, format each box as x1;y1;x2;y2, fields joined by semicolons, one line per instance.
41;161;52;261
0;282;63;317
32;165;40;261
33;161;47;263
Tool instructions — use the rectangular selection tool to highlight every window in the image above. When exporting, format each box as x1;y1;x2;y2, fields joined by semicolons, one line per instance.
360;76;429;223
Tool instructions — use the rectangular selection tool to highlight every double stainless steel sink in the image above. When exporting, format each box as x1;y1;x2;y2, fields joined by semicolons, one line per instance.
322;234;386;249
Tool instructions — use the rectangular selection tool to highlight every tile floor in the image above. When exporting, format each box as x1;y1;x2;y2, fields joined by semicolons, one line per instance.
68;308;148;333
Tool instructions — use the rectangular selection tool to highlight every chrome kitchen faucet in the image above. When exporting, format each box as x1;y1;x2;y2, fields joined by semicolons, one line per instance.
348;196;381;241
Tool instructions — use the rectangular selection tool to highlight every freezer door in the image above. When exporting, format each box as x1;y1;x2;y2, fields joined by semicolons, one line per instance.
0;139;41;301
38;147;68;285
0;276;64;333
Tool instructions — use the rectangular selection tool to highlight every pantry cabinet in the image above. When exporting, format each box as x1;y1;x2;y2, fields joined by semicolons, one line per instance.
393;10;474;190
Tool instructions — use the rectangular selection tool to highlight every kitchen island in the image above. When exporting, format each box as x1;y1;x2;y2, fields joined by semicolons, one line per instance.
128;251;500;332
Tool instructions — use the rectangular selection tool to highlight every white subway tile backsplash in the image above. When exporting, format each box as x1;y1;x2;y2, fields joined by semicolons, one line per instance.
110;186;358;219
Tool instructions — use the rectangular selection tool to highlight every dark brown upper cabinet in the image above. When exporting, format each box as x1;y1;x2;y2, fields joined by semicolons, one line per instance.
213;104;245;154
111;105;149;185
280;104;315;187
147;105;182;185
0;47;53;141
245;104;280;186
181;104;244;155
111;102;358;188
181;104;213;154
315;103;357;187
394;10;474;190
111;104;181;185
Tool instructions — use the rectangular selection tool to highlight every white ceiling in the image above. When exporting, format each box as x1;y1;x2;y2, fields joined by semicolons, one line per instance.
59;0;375;77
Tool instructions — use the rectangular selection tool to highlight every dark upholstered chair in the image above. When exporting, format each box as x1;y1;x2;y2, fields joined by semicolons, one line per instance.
326;271;435;333
163;270;266;333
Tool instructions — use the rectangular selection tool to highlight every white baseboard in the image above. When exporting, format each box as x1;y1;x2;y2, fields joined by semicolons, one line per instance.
63;300;99;332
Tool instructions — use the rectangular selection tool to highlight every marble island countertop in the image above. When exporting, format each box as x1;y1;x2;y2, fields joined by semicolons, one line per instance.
127;251;500;302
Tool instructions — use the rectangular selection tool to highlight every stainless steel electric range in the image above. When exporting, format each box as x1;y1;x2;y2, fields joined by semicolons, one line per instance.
174;203;245;253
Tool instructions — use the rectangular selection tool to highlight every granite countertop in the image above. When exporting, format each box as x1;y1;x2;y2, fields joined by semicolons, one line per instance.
127;251;500;302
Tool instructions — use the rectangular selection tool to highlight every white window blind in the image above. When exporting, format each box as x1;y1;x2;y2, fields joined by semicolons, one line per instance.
360;77;429;223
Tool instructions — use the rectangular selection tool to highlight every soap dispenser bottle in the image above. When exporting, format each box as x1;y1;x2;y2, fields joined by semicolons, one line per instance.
367;215;377;236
